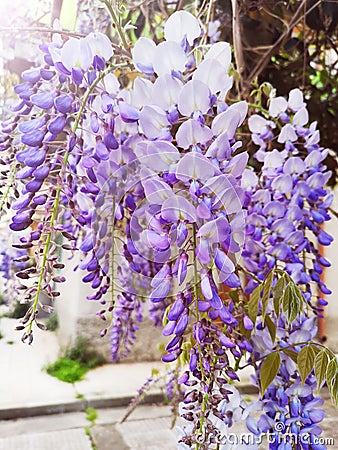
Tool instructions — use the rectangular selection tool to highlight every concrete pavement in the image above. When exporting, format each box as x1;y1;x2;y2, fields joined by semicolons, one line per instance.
0;405;176;450
0;317;165;419
0;401;337;450
0;317;337;449
0;317;255;419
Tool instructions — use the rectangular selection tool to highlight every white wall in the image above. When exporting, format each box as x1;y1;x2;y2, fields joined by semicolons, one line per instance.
322;186;338;351
55;253;97;346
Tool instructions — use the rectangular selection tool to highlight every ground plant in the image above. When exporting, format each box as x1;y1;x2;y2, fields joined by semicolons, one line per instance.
45;337;105;383
0;1;337;449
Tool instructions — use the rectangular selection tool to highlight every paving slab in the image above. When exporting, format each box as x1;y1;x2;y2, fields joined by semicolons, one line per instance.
116;416;178;450
91;424;129;450
0;401;336;450
0;428;92;450
0;318;165;419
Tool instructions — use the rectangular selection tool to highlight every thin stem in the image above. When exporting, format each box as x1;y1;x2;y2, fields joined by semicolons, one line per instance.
244;0;321;90
197;392;209;449
199;0;214;46
0;26;85;38
100;0;131;54
110;197;116;313
176;0;185;11
192;224;205;379
237;265;261;284
192;223;207;450
231;0;245;86
27;190;61;334
239;341;329;370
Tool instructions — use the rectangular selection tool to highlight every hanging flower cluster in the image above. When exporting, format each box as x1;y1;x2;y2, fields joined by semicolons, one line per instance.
0;8;337;450
0;229;31;304
233;88;335;450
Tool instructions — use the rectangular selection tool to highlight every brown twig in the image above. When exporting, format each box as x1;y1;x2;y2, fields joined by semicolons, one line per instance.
302;1;307;89
231;0;245;93
199;0;215;46
0;26;85;38
0;26;131;57
244;0;322;92
175;0;185;11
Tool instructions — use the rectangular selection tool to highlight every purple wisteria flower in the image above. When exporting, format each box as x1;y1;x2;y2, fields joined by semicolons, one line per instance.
0;7;335;450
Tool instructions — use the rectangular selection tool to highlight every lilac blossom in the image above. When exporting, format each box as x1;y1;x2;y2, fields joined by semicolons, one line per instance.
0;7;335;450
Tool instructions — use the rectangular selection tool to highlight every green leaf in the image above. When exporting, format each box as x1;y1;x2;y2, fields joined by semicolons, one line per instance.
260;352;281;395
265;315;277;343
273;276;285;317
310;344;321;355
314;349;329;391
282;284;299;324
331;375;338;407
282;283;291;313
262;269;274;321
85;407;98;425
326;357;338;406
282;348;298;363
298;346;316;385
326;357;338;392
292;282;305;306
229;289;239;303
248;284;262;323
162;304;171;326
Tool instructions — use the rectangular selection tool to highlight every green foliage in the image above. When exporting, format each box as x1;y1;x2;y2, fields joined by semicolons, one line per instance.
247;283;262;323
45;312;59;331
261;343;338;405
63;337;106;369
282;348;298;363
265;315;276;343
85;407;98;426
315;349;329;390
273;271;306;324
247;269;305;328
272;276;285;318
45;337;106;384
261;269;274;321
46;358;87;384
326;356;338;406
248;270;338;404
260;352;281;396
297;345;317;385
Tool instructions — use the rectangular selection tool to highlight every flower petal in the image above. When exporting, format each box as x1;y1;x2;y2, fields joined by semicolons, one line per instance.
164;10;201;46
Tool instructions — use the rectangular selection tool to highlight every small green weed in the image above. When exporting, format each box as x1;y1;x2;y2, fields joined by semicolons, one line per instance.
85;407;98;450
85;407;98;425
63;337;106;369
46;358;87;384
